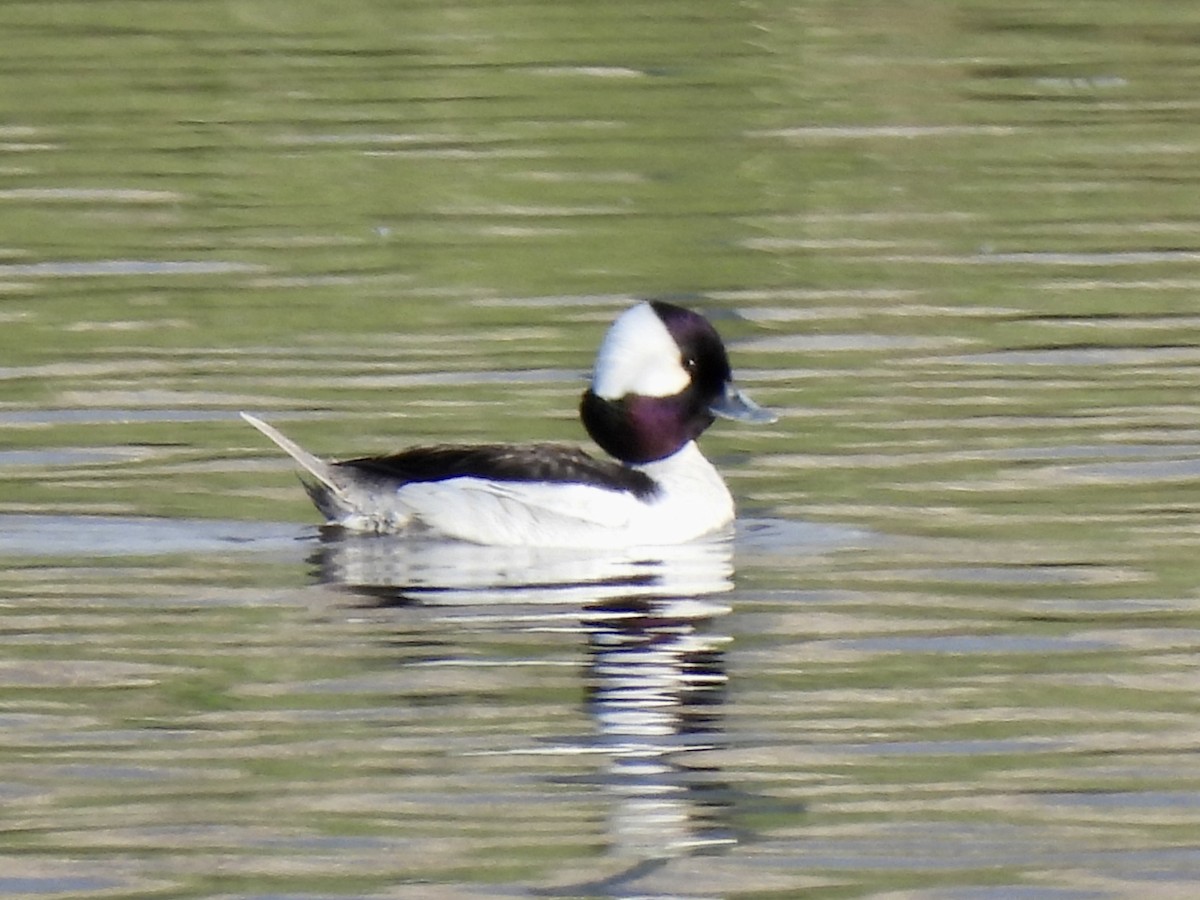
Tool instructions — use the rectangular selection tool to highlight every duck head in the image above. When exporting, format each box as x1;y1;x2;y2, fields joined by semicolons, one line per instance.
580;301;776;464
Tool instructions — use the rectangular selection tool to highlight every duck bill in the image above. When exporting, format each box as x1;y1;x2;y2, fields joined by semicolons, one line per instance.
710;382;778;424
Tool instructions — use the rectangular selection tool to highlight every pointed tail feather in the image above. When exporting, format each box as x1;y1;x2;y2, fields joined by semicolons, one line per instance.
239;413;331;483
239;412;353;515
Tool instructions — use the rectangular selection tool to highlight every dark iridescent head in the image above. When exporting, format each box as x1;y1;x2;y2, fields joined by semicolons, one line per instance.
579;301;775;464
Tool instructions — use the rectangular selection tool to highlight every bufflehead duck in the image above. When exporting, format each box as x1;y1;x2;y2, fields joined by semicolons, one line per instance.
241;300;775;546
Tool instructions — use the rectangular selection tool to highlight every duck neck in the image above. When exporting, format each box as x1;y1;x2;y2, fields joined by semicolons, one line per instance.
579;390;713;464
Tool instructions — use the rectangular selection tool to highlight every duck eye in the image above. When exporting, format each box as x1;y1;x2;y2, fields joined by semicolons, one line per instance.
682;355;697;373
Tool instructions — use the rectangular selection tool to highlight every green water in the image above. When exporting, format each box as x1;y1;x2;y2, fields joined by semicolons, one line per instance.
2;0;1200;896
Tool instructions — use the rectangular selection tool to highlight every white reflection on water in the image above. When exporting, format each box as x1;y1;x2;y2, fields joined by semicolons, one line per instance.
308;520;863;861
317;530;737;858
582;596;739;857
313;529;734;604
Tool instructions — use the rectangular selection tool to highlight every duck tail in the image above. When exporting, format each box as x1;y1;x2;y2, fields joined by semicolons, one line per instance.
240;412;349;517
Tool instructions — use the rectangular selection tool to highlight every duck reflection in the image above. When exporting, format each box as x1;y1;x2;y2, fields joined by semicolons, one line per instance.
313;529;737;858
584;595;736;856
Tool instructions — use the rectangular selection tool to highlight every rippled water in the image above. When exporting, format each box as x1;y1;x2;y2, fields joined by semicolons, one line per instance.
3;0;1200;897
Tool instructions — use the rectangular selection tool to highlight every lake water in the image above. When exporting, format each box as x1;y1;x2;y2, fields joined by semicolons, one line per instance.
3;1;1200;897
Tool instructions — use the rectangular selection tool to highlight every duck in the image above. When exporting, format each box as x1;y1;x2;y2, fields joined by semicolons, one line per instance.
241;300;775;546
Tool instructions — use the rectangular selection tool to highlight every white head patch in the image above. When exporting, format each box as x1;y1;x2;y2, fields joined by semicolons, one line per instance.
591;302;690;400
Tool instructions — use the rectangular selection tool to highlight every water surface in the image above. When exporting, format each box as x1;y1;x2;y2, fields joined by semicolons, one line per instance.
2;1;1200;897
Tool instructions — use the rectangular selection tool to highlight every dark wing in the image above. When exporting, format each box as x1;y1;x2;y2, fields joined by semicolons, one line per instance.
334;443;660;500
